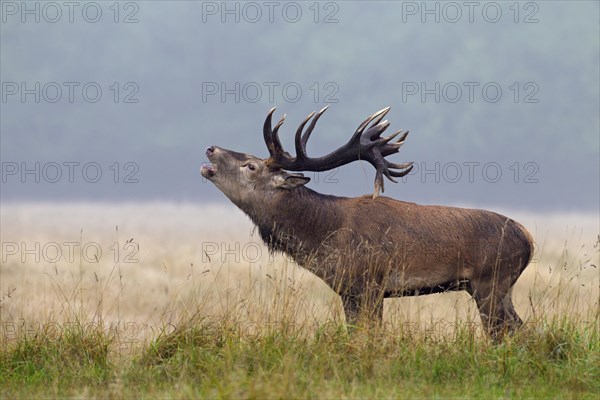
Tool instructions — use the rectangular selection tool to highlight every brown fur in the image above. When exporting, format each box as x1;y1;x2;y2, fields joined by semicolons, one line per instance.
202;146;533;339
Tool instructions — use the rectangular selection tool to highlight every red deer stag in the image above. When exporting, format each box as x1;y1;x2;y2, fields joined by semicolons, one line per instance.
201;107;534;339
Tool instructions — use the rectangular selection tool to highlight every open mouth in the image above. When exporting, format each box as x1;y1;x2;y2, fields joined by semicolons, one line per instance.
201;163;216;178
201;146;218;179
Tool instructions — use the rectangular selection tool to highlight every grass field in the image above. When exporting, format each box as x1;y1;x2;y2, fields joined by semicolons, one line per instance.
1;202;599;398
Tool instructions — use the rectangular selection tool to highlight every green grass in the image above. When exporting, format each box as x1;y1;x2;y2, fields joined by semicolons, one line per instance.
1;316;598;399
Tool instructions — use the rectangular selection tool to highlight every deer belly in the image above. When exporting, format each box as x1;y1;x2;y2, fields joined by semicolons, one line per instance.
384;262;469;295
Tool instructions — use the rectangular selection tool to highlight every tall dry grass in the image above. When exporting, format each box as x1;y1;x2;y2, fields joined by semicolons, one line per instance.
1;202;597;345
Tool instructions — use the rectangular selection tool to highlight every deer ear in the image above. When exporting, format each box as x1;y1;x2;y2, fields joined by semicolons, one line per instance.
275;173;310;189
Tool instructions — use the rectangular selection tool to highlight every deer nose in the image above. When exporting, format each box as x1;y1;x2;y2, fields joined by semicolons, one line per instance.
206;146;216;157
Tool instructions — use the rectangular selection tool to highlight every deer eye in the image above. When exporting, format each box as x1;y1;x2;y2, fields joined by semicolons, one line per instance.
246;163;256;171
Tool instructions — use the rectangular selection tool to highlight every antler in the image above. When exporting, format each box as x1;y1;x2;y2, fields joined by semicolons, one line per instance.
263;106;414;198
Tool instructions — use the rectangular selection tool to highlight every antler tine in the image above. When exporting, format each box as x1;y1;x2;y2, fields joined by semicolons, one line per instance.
271;114;286;153
350;107;391;144
381;130;410;157
363;120;391;142
357;107;390;133
374;169;385;198
370;107;391;128
294;111;316;161
264;108;294;167
369;127;414;198
389;164;414;178
263;107;277;156
397;130;409;143
300;106;329;150
372;159;414;199
371;147;390;198
388;161;414;170
380;129;404;145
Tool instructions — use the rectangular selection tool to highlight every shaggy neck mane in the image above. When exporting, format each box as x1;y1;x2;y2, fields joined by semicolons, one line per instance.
243;186;344;257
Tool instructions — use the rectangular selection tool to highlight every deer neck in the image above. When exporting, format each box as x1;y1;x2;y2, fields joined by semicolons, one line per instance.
245;186;344;257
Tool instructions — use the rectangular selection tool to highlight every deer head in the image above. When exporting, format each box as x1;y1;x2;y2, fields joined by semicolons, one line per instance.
201;145;310;209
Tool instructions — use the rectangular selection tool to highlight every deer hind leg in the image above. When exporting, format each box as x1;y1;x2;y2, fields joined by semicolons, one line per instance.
469;278;516;340
502;287;523;328
502;254;531;330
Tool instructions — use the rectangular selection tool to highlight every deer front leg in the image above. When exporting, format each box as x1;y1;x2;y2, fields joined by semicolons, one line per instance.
342;294;360;325
342;293;384;326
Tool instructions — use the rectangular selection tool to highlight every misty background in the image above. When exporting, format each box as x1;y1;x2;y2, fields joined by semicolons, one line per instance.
1;1;598;213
